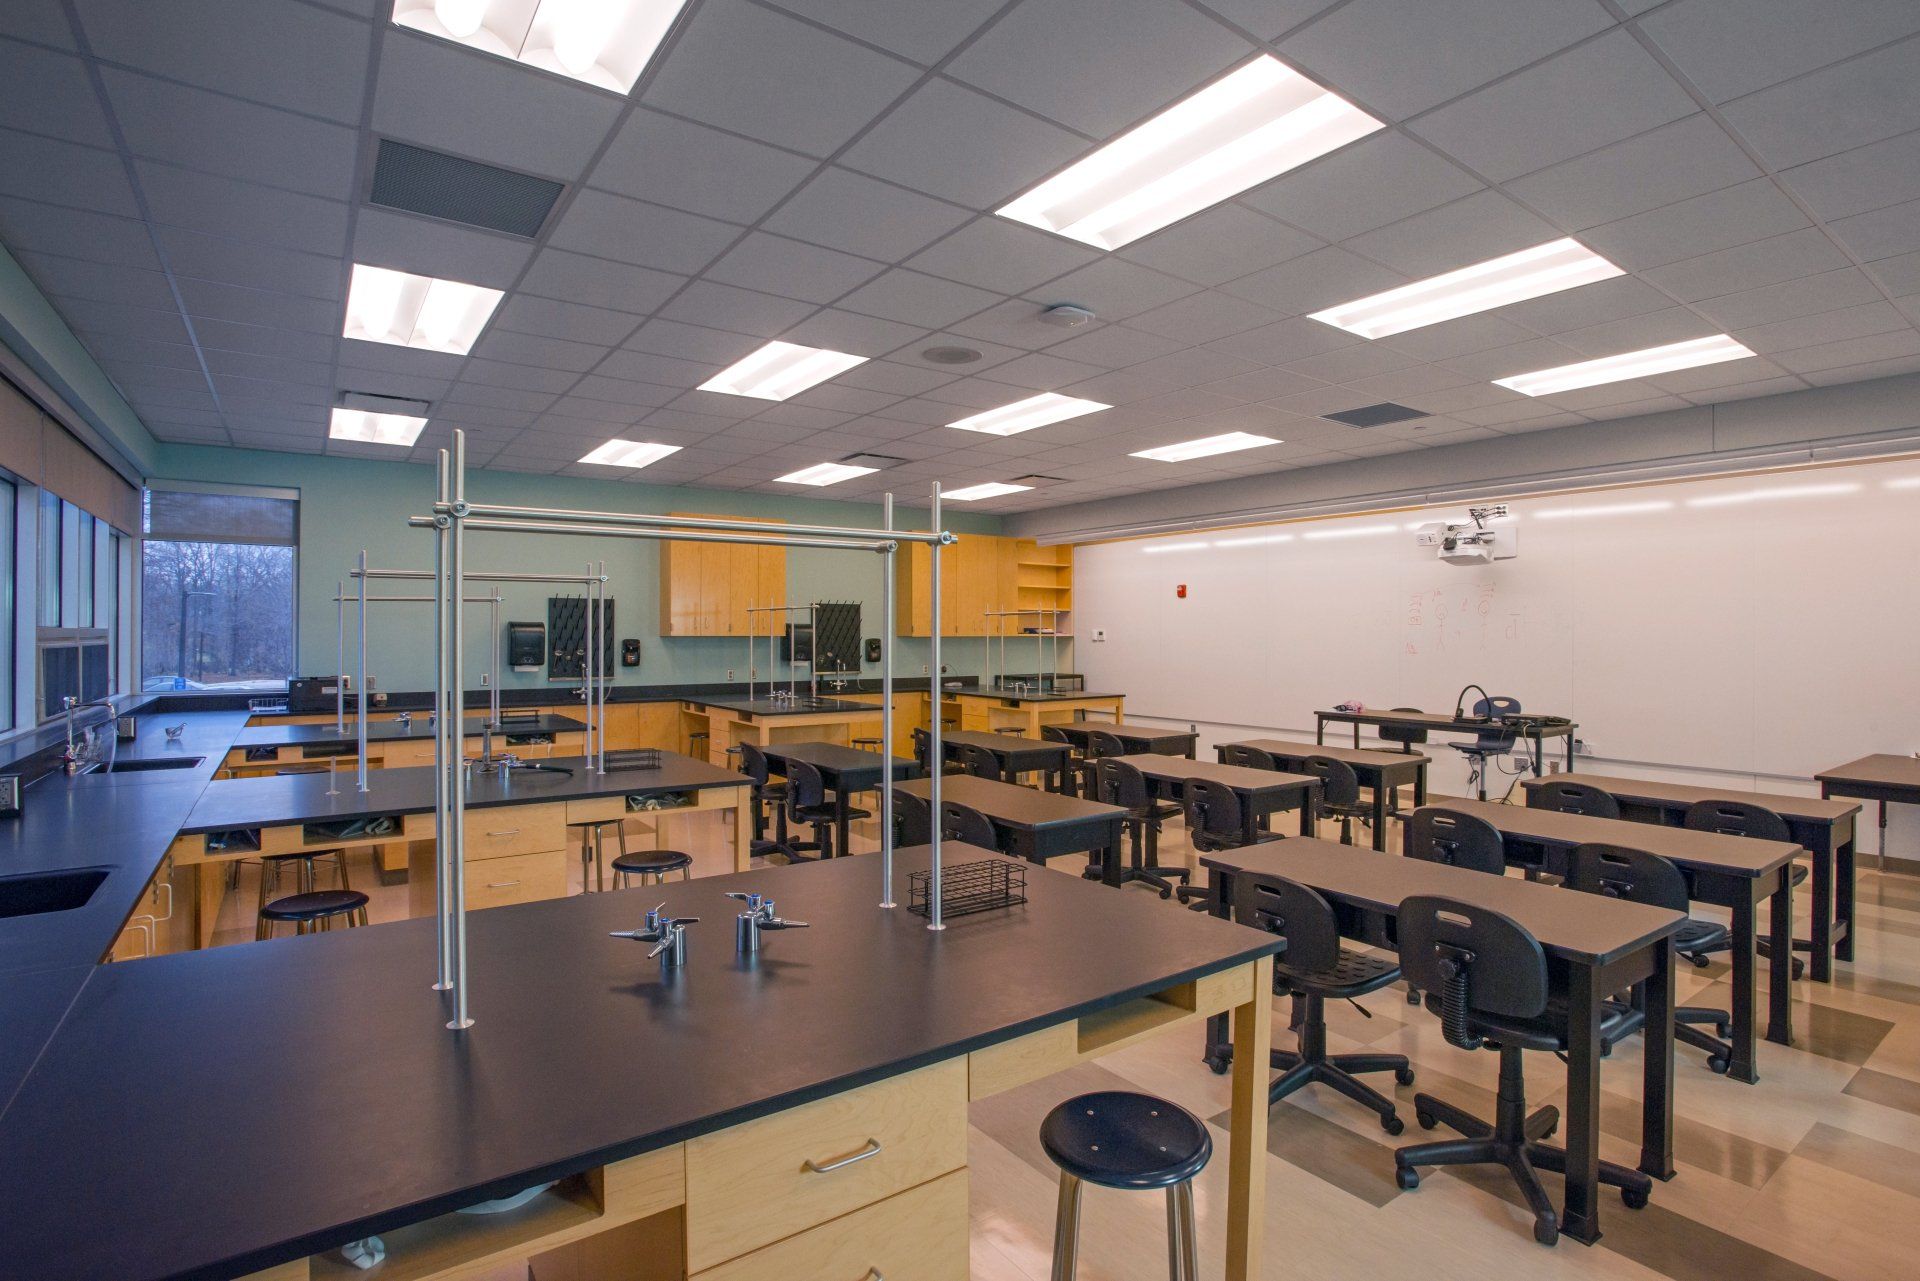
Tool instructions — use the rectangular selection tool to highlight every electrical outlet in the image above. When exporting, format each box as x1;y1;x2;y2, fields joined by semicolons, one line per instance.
1091;628;1107;642
1573;737;1592;757
727;669;734;681
922;663;929;674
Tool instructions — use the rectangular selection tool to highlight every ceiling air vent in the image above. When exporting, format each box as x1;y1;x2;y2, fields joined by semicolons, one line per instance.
369;139;564;239
1322;401;1428;428
841;453;906;469
1011;474;1066;488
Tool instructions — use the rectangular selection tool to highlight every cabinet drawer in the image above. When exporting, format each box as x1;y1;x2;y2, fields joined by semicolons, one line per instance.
464;803;567;859
462;849;566;911
692;1169;967;1281
685;1058;966;1271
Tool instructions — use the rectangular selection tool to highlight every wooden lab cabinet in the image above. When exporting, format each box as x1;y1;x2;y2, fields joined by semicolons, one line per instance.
893;536;1072;637
659;513;785;636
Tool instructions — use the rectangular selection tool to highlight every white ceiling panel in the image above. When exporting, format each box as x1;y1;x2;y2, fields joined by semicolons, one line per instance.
0;130;136;217
1692;267;1886;330
590;108;817;223
764;167;970;261
1504;113;1762;231
1221;246;1406;315
494;295;644;346
1125;291;1285;344
1581;178;1809;270
1341;189;1562;277
0;41;113;147
1778;128;1920;221
904;218;1100;296
1871;250;1920;298
837;268;1002;329
172;278;341;333
0;196;155;269
14;251;175;310
155;226;343;300
658;280;816;337
134;161;350;254
782;308;928;358
1042;323;1189;369
545;188;738;274
1718;34;1920;171
1733;300;1911;355
1641;226;1852;302
57;298;189;345
1771;327;1920;373
1242;131;1482;242
1119;204;1323;288
352;206;532;289
842;78;1085;209
1829;198;1920;263
1638;0;1920;105
760;0;1006;65
517;250;685;315
1030;258;1199;321
702;231;884;304
101;69;358;200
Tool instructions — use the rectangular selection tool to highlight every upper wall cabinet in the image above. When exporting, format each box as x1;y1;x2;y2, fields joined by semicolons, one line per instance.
894;535;1071;637
658;513;785;636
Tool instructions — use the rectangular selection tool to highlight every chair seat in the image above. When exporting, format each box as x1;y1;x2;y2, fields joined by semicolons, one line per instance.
611;849;692;876
841;806;873;822
260;889;369;922
1675;917;1729;953
1277;946;1402;1000
792;804;839;824
1040;1091;1212;1190
1426;991;1644;1054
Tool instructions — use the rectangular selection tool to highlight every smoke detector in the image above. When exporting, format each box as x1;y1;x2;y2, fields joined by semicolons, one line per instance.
1039;304;1096;328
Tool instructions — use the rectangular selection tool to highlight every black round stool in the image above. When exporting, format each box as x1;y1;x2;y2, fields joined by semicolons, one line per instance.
851;737;882;751
259;889;370;938
611;849;693;888
1041;1091;1211;1280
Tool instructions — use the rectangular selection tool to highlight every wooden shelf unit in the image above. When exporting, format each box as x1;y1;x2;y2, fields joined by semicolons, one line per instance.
894;536;1073;637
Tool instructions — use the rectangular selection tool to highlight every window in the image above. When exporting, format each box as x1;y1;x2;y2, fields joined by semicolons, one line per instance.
0;478;13;723
76;510;95;627
141;484;298;692
107;529;122;693
36;489;59;627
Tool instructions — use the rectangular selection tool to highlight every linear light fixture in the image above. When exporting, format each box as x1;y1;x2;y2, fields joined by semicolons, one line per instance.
1300;523;1398;540
329;407;427;447
1496;335;1756;397
1131;432;1281;463
392;0;689;93
1213;532;1294;547
944;481;1034;501
1532;500;1674;520
1311;239;1623;339
1684;481;1861;508
699;341;868;401
1141;541;1210;554
998;55;1382;250
948;393;1110;437
343;264;504;355
1884;475;1920;490
776;461;879;487
579;439;681;469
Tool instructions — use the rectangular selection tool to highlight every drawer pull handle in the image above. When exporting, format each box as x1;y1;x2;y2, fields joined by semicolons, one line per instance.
484;828;521;837
803;1138;881;1174
486;879;522;889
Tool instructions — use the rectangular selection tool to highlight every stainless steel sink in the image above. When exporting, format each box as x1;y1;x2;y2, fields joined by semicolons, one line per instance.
105;756;204;772
0;868;108;918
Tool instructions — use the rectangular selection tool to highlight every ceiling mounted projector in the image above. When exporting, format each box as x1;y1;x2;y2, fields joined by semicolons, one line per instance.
1413;505;1518;565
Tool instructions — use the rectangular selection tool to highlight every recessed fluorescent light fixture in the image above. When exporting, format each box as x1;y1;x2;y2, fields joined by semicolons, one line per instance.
1496;335;1756;397
948;393;1109;437
1213;532;1294;547
699;341;867;402
776;461;878;487
1685;482;1860;508
579;439;680;469
1131;432;1281;463
343;264;503;355
1884;475;1920;490
998;55;1382;250
944;482;1034;501
1311;239;1623;339
329;407;427;447
1301;523;1398;540
1142;541;1209;554
391;0;689;93
1532;500;1674;520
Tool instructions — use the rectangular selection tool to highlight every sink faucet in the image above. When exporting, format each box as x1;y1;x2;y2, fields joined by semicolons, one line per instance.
728;891;809;954
62;696;118;775
610;903;701;967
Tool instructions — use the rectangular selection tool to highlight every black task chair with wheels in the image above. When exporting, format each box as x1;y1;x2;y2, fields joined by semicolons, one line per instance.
911;727;965;777
1565;842;1736;1073
1172;778;1283;913
1682;799;1808;979
1041;723;1092;796
1393;895;1653;1246
1531;778;1620;819
955;742;1001;780
1219;743;1278;771
939;801;999;850
1378;708;1429;754
737;741;799;863
778;760;840;860
1404;808;1507;875
1452;695;1521;800
1091;757;1188;898
1303;754;1369;846
892;788;933;845
1086;729;1128;765
1235;871;1412;1132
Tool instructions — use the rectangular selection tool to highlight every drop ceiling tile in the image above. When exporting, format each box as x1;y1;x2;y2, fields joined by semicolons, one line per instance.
1194;1;1344;40
1683;374;1808;402
1737;301;1913;355
1830;198;1920;263
0;131;136;217
102;69;357;201
546;189;739;275
0;41;111;147
842;78;1086;208
569;374;680;407
596;349;723;388
518;250;686;316
543;395;649;426
494;295;643;346
861;397;956;426
74;0;369;123
173;277;340;332
764;167;971;260
892;331;1026;374
462;358;583;394
761;0;1006;64
1641;0;1920;104
1871;250;1920;297
450;331;602;376
1119;204;1322;288
1644;356;1794;393
1220;246;1406;316
831;360;955;396
0;197;157;269
1242;132;1483;243
352;207;533;289
947;298;1089;351
781;308;929;357
838;268;1001;329
643;0;919;158
57;298;187;345
1492;273;1675;335
1392;381;1524;414
1342;189;1562;277
1336;363;1479;401
134;161;349;255
658;280;818;337
1797;351;1920;384
1125;347;1263;390
904;218;1100;297
1719;34;1920;171
1581;178;1809;271
703;231;886;306
1200;366;1328;402
1279;0;1614;119
1536;379;1679;412
1041;323;1189;369
1130;387;1241;420
1552;306;1723;357
155;226;344;300
981;351;1113;392
624;318;765;366
1505;112;1762;230
1409;30;1695;182
1641;226;1851;301
16;252;174;311
1779;128;1920;221
1375;314;1536;362
1021;257;1200;322
749;402;854;430
591;107;817;223
0;3;77;46
202;346;331;386
1438;337;1584;381
946;0;1253;137
1203;315;1359;365
918;376;1034;410
1282;342;1423;384
195;317;337;364
101;361;210;394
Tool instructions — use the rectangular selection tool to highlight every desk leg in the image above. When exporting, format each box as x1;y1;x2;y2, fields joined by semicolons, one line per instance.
1225;955;1272;1281
1102;818;1124;888
1370;782;1387;851
1809;840;1834;983
1767;871;1794;1047
1836;836;1856;962
834;793;851;861
1562;962;1604;1245
1315;716;1325;745
1640;940;1676;1180
1727;892;1760;1083
1203;868;1234;1074
1298;797;1314;837
730;791;751;873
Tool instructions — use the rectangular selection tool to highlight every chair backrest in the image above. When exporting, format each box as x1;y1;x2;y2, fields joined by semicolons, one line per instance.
1086;730;1126;760
1303;754;1360;808
1378;708;1427;750
1683;799;1790;844
1181;777;1245;851
1404;807;1506;875
1233;871;1340;975
783;759;827;815
737;741;773;789
1564;842;1689;914
940;801;998;849
1532;778;1620;819
1040;724;1076;750
892;788;933;845
910;726;934;770
1220;743;1277;771
1475;695;1522;719
1093;756;1150;811
1397;896;1548;1051
956;743;1001;780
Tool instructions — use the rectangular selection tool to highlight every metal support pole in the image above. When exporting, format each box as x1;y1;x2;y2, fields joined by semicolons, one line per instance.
335;582;345;734
356;550;369;792
448;432;471;1030
928;483;944;931
809;601;819;703
880;494;896;909
442;501;952;544
432;453;451;991
488;591;501;729
598;560;608;774
585;565;598;771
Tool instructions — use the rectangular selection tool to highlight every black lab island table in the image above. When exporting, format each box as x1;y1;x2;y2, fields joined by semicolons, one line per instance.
756;740;918;858
0;847;1280;1281
936;727;1073;791
1198;838;1681;1248
1216;739;1429;848
895;774;1128;884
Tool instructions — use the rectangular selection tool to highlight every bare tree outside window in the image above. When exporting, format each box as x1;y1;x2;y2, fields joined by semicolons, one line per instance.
140;487;297;692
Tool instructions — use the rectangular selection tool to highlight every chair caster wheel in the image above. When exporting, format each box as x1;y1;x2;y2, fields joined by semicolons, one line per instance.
1708;1055;1729;1074
1158;887;1171;900
1714;1020;1732;1037
1204;1054;1231;1076
1622;1186;1649;1210
1406;988;1421;1005
1395;1166;1419;1190
1381;1113;1404;1135
1416;1111;1437;1131
1534;1215;1559;1246
1394;1066;1415;1086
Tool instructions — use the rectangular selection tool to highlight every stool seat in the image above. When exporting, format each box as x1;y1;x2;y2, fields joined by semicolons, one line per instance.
260;889;369;922
611;849;693;877
1041;1091;1211;1190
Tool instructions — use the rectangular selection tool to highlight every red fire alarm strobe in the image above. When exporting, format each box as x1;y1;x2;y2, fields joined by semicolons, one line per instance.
1176;584;1187;598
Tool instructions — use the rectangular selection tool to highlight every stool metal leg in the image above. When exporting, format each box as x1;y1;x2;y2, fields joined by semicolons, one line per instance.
1051;1173;1082;1281
1172;1181;1197;1281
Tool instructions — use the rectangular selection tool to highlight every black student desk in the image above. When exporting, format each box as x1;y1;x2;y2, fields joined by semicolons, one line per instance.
1315;707;1577;776
895;774;1128;884
1218;739;1430;849
1122;754;1320;841
1523;772;1860;983
1198;837;1681;1247
937;728;1072;792
1819;752;1920;865
757;741;918;858
1053;720;1200;757
1439;799;1798;1085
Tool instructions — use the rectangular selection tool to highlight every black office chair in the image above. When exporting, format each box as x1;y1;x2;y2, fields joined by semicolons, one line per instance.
1451;695;1521;800
892;788;933;845
1393;895;1653;1246
1304;754;1369;846
956;742;1001;781
1086;729;1127;763
1565;843;1736;1073
1378;707;1428;754
1220;744;1277;771
737;742;799;862
940;801;998;850
1042;723;1092;796
911;726;966;777
1531;778;1620;819
1173;778;1283;914
1091;757;1188;898
1403;808;1506;876
779;760;841;860
1682;799;1808;980
1235;872;1412;1132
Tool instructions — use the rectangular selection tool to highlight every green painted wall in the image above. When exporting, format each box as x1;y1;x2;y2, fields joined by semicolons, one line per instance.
154;443;1009;694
